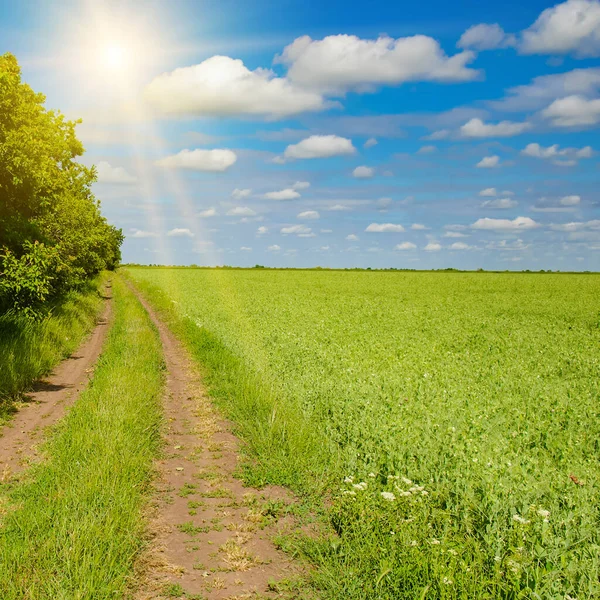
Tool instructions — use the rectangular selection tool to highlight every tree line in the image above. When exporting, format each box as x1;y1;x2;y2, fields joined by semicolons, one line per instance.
0;53;122;316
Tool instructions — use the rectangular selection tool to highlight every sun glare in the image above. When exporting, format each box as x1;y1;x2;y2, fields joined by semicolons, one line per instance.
101;43;128;71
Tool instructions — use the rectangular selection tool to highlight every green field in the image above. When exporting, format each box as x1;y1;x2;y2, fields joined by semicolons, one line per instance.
126;268;600;599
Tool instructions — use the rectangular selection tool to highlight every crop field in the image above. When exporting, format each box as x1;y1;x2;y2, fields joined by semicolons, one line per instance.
127;268;600;599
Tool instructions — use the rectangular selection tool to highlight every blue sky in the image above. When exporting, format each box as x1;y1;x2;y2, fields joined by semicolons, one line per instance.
3;0;600;270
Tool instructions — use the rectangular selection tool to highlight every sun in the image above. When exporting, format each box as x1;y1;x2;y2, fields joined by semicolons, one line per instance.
99;42;130;73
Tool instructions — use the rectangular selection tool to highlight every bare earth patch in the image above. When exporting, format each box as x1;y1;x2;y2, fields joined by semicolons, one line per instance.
0;287;112;482
129;285;307;600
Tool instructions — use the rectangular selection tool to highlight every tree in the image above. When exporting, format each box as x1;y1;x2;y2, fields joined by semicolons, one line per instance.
0;53;122;314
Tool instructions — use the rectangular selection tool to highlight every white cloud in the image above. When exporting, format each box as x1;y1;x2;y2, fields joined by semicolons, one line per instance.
156;149;237;172
198;208;218;217
346;234;359;241
232;188;252;200
477;155;501;168
144;55;330;118
458;23;516;51
276;34;479;93
576;145;594;156
267;245;281;251
479;187;497;196
449;241;473;250
561;194;581;205
424;242;442;251
417;145;437;154
522;142;594;164
129;228;157;239
96;161;137;184
444;231;468;238
321;229;333;233
471;216;539;230
460;118;531;138
550;219;600;231
520;0;600;57
396;242;417;250
481;198;518;209
281;224;312;234
411;223;429;230
353;165;375;178
492;68;600;112
375;197;393;209
522;142;565;158
423;129;450;140
284;135;356;159
227;206;256;216
167;228;194;237
298;210;320;219
486;239;530;251
292;181;311;190
328;204;352;211
365;223;405;232
264;188;301;200
542;95;600;126
240;246;252;251
320;245;330;251
364;137;378;148
257;226;268;235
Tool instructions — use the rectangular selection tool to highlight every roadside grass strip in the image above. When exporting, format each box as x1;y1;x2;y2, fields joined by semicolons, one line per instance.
0;277;164;599
0;276;106;424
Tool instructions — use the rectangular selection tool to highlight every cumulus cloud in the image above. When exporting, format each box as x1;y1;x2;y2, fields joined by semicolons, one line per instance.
364;137;378;148
423;129;451;140
471;216;539;230
281;224;312;234
481;198;518;209
458;23;516;51
276;34;479;93
561;194;581;205
541;95;600;127
298;210;320;219
424;242;442;251
479;187;498;196
226;206;256;216
460;118;531;138
486;239;530;251
167;228;194;237
267;244;281;251
449;241;473;250
346;234;359;241
411;223;429;230
365;223;405;232
444;231;468;238
144;55;331;118
477;155;501;168
257;226;268;235
156;149;237;171
96;161;137;184
353;165;375;178
284;135;356;159
232;188;252;200
491;67;600;112
520;0;600;57
550;219;600;231
198;208;218;217
264;188;301;200
522;142;594;162
328;204;352;211
375;197;393;210
240;246;252;251
417;145;437;154
129;228;157;238
396;242;417;250
292;181;311;190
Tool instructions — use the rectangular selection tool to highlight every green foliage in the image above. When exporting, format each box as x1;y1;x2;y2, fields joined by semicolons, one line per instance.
0;52;123;313
0;277;164;598
127;268;600;599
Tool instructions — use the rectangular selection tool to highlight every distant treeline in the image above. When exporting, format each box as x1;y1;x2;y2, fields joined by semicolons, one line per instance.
0;53;122;316
122;264;595;274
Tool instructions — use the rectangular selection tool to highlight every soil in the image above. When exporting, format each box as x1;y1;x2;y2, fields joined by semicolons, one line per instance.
0;285;112;482
128;283;306;600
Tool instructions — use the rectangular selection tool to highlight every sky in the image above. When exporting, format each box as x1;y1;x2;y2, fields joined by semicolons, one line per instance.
2;0;600;270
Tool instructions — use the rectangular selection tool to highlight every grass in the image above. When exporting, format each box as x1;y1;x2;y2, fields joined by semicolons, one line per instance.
0;276;164;599
125;267;600;599
0;276;106;425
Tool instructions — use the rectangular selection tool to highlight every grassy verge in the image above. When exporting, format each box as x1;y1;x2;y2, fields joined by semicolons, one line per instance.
0;276;164;599
0;275;107;425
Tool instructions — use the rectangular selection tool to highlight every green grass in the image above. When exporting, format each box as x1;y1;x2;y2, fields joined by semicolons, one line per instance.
125;267;600;600
0;276;164;599
0;276;106;425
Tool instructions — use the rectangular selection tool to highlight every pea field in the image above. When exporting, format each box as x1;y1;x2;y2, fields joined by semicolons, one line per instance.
127;268;600;599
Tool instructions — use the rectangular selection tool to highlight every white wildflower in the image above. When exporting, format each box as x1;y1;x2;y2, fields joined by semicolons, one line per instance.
381;491;396;502
442;577;453;585
512;514;530;525
353;482;367;491
421;490;429;496
401;477;412;485
429;539;441;545
342;490;356;496
494;556;501;562
448;549;458;556
344;476;354;483
537;509;550;519
399;491;412;497
410;540;417;546
368;472;376;478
